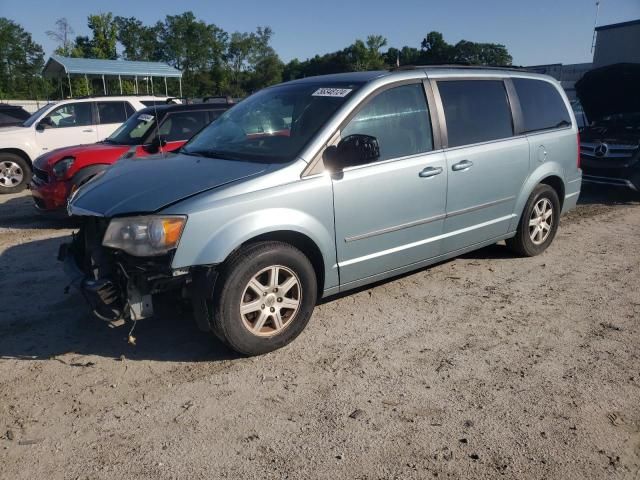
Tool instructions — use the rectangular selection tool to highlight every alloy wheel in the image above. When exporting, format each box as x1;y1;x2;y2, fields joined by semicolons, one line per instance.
0;160;24;189
239;265;301;337
529;198;553;245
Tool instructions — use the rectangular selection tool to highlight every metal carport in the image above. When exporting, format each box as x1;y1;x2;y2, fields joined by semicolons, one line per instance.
42;55;183;97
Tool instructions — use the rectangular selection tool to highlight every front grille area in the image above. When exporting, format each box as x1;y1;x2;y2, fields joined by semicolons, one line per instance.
580;142;639;159
33;167;49;183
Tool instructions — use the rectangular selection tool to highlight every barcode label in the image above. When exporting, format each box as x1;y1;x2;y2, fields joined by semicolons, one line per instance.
312;88;353;97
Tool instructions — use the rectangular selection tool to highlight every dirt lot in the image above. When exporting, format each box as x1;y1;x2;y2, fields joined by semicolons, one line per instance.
1;187;639;479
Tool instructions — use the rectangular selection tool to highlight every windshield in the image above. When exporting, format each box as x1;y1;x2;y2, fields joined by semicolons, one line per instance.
22;103;56;127
594;112;640;128
105;112;158;145
182;82;361;162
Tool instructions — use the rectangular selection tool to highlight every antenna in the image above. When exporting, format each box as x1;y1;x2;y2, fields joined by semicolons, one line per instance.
591;1;601;54
149;77;163;155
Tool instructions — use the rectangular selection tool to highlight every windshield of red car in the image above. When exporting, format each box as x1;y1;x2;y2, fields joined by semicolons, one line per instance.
105;112;157;145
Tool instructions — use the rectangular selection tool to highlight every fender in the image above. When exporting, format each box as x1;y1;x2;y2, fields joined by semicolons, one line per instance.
70;164;111;188
509;161;565;232
0;133;39;164
171;207;339;291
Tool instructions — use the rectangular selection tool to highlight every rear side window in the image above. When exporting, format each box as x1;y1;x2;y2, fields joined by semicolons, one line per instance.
512;78;571;133
157;111;210;142
97;101;131;125
342;83;433;162
437;80;513;148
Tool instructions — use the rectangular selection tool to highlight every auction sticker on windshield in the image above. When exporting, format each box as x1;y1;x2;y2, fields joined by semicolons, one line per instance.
312;88;352;97
138;114;154;122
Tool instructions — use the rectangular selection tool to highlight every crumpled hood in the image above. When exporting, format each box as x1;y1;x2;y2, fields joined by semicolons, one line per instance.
35;143;129;170
576;63;640;121
70;152;268;217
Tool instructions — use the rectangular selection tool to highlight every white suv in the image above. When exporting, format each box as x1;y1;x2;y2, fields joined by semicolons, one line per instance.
0;96;170;193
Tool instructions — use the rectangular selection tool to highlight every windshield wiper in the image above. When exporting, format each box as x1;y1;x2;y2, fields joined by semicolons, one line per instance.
182;149;242;160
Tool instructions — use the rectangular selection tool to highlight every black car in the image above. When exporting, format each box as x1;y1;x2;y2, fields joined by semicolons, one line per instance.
576;63;640;191
0;103;31;127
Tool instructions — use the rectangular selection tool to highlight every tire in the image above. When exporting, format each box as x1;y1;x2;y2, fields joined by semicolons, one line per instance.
0;153;31;194
210;241;318;356
506;184;561;257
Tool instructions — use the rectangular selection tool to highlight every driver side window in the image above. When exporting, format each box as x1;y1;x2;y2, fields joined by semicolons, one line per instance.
342;83;434;163
43;102;93;128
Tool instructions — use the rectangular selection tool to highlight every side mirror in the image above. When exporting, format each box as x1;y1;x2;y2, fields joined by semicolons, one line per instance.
143;137;167;154
36;118;52;131
323;134;380;172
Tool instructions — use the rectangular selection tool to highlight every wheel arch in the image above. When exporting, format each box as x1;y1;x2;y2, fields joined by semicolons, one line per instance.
237;230;326;298
510;164;567;232
0;148;32;167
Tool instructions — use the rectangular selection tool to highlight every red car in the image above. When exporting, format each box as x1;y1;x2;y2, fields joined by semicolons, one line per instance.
31;101;232;212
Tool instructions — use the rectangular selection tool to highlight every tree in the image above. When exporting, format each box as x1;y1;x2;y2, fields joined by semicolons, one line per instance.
47;18;74;56
114;16;162;61
87;13;118;59
420;31;454;64
0;18;45;98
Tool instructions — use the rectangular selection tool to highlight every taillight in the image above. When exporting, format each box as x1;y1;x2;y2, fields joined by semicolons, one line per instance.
577;132;581;169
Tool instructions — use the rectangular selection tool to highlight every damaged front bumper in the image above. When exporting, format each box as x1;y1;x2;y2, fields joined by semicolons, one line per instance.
58;218;195;323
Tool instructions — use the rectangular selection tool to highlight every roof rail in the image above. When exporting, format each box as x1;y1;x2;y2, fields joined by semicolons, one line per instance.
202;96;235;105
390;64;526;73
72;93;170;99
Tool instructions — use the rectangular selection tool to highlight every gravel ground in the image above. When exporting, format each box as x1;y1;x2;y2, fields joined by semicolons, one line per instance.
1;186;639;480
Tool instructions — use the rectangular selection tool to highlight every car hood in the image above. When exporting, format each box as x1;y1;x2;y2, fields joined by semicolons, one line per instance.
575;63;640;121
0;125;28;134
69;152;268;217
35;142;129;169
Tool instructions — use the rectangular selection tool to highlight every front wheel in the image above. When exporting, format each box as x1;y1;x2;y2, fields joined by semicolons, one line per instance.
210;241;318;356
506;184;561;256
0;153;31;194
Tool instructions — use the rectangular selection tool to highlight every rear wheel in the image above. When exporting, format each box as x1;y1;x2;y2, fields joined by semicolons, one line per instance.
506;184;560;256
210;241;317;355
0;153;31;194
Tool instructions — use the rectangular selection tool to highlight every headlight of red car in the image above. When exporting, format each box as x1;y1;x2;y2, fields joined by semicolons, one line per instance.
52;156;75;179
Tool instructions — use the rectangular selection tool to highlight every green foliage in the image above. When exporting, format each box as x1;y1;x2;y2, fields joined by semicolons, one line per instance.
87;13;118;59
0;17;45;99
0;13;514;100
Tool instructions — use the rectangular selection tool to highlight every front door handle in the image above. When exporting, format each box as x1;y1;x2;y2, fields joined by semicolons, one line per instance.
452;159;473;171
82;129;94;133
419;166;443;178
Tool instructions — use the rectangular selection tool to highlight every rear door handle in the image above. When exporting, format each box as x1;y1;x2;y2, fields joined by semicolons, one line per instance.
452;160;473;171
419;166;443;178
82;129;94;133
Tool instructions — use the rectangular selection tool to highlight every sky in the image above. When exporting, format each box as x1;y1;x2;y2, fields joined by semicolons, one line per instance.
1;0;639;66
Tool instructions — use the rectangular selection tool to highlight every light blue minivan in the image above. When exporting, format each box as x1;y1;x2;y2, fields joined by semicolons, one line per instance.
63;66;581;355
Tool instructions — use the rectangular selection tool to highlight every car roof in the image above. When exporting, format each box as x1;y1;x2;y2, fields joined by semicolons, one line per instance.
136;102;232;116
277;66;556;88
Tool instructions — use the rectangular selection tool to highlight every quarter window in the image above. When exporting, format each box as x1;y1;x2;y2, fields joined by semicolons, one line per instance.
97;101;132;125
43;102;93;128
342;83;434;162
157;111;210;142
437;80;513;148
512;78;571;133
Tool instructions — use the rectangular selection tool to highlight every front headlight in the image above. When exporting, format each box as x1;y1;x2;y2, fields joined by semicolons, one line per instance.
52;156;75;179
102;215;187;256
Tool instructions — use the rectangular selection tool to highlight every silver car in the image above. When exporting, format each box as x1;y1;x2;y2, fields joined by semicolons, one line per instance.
63;67;581;355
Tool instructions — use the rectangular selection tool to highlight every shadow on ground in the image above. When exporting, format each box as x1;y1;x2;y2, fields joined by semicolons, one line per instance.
0;235;238;363
0;192;76;230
